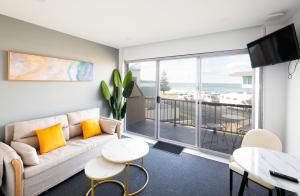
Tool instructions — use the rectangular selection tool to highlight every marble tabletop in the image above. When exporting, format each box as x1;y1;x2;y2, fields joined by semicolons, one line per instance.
85;156;125;180
102;138;149;163
233;147;300;193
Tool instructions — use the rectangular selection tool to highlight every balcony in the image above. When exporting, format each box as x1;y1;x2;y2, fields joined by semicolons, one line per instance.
126;96;252;154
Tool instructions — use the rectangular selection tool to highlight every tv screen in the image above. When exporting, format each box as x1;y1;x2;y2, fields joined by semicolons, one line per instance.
247;24;300;68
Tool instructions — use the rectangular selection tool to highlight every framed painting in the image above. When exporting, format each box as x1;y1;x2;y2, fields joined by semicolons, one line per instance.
8;51;93;81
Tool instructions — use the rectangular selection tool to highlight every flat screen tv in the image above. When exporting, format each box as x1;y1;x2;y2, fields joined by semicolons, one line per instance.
247;24;300;68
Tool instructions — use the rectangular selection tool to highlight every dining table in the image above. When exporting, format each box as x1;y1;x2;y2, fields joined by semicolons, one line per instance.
233;147;300;196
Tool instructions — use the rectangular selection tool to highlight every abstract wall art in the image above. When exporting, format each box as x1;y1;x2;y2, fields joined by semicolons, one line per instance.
8;51;93;81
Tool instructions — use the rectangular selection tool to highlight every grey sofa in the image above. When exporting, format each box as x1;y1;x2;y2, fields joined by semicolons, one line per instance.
0;108;122;196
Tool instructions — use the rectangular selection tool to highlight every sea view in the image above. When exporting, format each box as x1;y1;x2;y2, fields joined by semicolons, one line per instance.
170;83;249;93
139;81;251;93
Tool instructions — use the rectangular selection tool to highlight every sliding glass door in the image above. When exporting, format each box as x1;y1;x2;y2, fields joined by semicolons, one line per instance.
199;54;253;154
126;50;255;154
126;61;157;138
158;58;198;146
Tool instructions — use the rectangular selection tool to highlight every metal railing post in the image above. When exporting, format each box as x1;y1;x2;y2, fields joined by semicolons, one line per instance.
214;105;217;124
174;100;177;127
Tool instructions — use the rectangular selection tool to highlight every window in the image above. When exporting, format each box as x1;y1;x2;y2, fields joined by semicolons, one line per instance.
126;50;257;155
200;54;253;154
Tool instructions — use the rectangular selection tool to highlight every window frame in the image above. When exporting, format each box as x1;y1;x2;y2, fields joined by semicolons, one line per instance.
124;49;263;156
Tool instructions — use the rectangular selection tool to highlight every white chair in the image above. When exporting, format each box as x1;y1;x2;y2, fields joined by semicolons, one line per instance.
229;129;282;196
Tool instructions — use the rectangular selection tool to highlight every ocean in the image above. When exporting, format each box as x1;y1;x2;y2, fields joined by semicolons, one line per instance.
140;81;250;94
170;83;248;93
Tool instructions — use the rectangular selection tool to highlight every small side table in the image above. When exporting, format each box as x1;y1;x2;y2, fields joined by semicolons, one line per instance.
102;138;149;196
85;156;126;196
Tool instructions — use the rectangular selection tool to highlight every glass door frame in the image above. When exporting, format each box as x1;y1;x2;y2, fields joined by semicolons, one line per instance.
125;49;262;156
156;58;199;148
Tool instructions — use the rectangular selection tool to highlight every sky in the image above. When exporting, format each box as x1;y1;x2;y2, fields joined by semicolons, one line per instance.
129;54;252;84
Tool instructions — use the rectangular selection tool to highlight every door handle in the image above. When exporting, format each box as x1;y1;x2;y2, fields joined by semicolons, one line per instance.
157;96;161;103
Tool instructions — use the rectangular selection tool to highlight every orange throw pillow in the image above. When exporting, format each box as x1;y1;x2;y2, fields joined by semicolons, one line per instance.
81;120;102;139
36;124;66;154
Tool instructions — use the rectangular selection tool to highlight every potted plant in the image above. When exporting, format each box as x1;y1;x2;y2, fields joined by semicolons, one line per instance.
100;69;134;134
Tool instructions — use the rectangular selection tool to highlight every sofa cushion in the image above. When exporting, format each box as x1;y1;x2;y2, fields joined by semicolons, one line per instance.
13;115;70;149
36;124;67;154
15;136;39;149
67;133;117;150
24;133;117;179
100;118;118;134
68;124;82;139
4;123;14;145
23;143;105;196
67;108;100;138
11;141;39;166
81;120;102;139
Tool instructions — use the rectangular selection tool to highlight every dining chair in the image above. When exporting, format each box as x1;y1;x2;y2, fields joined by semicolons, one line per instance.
229;129;282;196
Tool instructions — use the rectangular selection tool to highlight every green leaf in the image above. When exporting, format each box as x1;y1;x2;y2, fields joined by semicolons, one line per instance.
123;71;133;88
110;96;115;107
122;81;134;98
117;98;122;111
113;86;118;99
100;81;111;101
121;102;127;119
112;110;117;119
111;96;119;119
109;96;115;114
113;69;122;87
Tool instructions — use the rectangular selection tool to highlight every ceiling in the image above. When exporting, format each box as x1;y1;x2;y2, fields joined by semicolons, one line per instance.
0;0;300;48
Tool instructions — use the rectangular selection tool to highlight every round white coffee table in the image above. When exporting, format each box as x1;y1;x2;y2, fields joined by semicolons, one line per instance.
102;138;149;196
85;156;126;196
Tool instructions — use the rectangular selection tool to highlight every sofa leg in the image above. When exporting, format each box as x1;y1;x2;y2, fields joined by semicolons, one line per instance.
229;169;233;196
12;159;23;196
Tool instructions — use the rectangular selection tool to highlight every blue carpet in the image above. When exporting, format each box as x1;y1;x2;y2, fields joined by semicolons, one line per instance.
41;144;295;196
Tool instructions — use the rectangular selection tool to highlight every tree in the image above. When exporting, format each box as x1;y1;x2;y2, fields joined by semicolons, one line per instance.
160;70;171;94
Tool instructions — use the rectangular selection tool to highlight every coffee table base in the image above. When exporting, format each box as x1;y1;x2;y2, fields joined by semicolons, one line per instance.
86;179;125;196
125;163;149;196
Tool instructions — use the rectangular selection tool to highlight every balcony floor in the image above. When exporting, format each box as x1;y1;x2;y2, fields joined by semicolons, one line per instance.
127;119;244;154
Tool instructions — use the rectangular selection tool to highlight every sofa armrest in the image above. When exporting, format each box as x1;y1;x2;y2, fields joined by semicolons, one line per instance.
100;116;123;139
0;142;24;196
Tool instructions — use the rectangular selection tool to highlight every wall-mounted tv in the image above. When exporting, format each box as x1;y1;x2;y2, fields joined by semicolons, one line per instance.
247;24;300;68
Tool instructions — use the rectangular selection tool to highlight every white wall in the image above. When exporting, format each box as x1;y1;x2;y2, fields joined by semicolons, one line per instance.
121;25;289;146
0;15;118;141
122;26;263;60
262;63;287;143
285;10;300;158
262;24;288;146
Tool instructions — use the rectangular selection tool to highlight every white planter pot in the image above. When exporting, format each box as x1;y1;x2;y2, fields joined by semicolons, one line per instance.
116;119;124;138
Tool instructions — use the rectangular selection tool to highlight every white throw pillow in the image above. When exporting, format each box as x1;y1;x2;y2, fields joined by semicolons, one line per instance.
11;141;39;166
99;119;118;134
